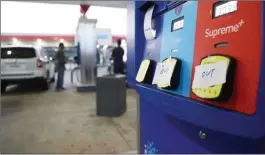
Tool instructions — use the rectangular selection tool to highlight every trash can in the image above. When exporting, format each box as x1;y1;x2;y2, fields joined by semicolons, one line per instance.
96;74;126;117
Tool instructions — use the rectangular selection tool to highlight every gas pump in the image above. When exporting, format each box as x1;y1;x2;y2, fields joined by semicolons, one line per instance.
128;1;265;153
74;5;98;92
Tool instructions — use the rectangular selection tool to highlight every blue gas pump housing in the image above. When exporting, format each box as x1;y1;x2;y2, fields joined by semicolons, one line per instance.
127;1;265;153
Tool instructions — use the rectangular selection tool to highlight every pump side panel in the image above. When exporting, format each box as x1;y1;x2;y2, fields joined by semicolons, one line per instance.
191;2;262;115
140;95;265;153
159;1;198;97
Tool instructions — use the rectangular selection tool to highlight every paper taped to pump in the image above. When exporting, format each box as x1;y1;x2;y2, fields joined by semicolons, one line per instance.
152;61;176;86
192;60;228;89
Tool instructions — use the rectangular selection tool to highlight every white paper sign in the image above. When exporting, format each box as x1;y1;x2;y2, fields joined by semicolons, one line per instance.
152;63;161;85
152;61;176;86
192;60;228;89
144;5;156;41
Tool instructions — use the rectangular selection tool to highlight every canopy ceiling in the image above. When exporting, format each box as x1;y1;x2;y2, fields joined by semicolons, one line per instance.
16;1;127;8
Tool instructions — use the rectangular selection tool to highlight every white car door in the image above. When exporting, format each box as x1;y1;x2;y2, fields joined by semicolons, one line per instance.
42;49;55;79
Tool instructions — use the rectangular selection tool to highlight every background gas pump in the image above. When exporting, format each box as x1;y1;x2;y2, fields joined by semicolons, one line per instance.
71;5;98;92
128;1;265;153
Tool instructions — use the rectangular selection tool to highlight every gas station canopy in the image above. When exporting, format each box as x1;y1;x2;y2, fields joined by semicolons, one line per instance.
17;1;127;8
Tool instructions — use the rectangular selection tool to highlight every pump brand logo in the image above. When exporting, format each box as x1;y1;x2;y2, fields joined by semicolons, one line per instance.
205;19;245;38
144;141;158;154
175;4;183;15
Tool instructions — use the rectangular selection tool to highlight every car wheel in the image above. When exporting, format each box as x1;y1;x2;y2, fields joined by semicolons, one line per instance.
1;83;7;93
41;78;49;90
41;72;50;90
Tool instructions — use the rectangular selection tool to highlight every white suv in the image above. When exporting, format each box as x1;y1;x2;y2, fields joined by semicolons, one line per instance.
1;45;56;93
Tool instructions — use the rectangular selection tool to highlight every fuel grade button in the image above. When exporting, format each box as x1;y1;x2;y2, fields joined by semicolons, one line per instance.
192;55;236;101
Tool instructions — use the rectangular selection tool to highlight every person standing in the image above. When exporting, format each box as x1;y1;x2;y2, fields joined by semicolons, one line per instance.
111;39;125;74
55;43;66;91
96;47;100;65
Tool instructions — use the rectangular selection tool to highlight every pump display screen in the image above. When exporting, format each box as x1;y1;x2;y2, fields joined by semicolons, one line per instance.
213;1;237;18
171;17;184;31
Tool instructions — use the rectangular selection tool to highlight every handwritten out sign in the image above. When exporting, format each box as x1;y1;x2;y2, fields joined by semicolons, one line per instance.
152;61;176;86
192;60;228;89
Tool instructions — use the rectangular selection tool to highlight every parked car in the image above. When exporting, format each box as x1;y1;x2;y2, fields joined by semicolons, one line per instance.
1;45;56;93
